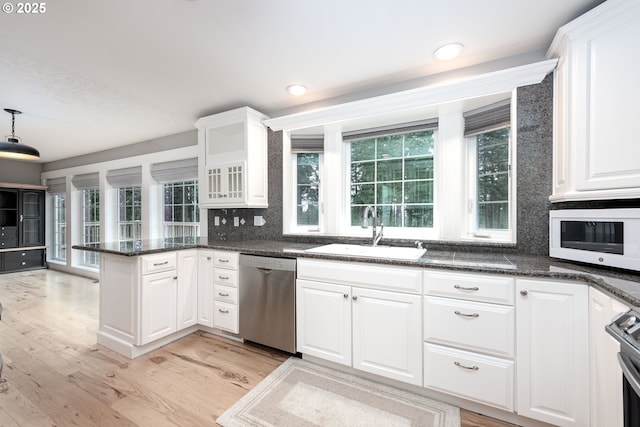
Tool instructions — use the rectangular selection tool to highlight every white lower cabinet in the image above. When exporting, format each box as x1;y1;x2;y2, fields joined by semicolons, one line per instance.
424;343;514;411
589;286;628;427
212;251;240;333
140;269;178;344
296;259;423;386
177;250;198;330
352;287;422;385
197;249;214;327
516;278;590;427
297;280;351;365
423;271;515;411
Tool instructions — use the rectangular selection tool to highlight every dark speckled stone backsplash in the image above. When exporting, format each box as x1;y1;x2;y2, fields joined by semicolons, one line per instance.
209;75;555;256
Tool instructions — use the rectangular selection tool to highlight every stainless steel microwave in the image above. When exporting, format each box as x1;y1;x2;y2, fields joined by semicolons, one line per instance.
549;209;640;272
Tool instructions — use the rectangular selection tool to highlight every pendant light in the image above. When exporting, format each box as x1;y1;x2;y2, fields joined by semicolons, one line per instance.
0;108;40;160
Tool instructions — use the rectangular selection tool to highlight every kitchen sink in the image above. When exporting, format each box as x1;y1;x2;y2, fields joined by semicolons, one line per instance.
305;243;426;260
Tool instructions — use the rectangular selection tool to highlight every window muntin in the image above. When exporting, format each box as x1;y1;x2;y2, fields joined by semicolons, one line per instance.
475;127;510;230
52;194;66;262
82;189;100;267
163;180;200;238
350;130;434;229
117;186;142;243
295;153;321;228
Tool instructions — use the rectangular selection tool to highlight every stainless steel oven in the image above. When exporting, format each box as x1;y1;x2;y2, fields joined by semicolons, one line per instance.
607;309;640;426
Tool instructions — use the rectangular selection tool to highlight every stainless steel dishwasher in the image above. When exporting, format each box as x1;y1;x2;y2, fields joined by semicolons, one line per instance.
239;254;297;353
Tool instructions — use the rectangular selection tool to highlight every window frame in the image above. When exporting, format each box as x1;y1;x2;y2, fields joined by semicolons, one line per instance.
82;188;100;267
290;152;323;234
51;193;66;262
465;125;514;242
162;180;200;239
117;186;142;244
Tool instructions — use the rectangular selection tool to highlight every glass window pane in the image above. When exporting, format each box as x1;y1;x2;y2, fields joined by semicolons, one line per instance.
173;185;183;204
404;157;433;180
479;202;508;229
376;159;402;182
478;173;508;202
379;205;402;227
376;182;402;204
404;180;433;204
351;184;375;205
404;205;433;227
404;131;434;157
351;162;375;184
351;139;375;161
376;135;403;159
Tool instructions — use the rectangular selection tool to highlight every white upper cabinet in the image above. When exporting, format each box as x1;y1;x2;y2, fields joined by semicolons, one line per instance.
196;107;269;208
548;0;640;202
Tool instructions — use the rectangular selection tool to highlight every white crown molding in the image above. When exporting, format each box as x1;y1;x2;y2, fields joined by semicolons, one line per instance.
264;59;558;132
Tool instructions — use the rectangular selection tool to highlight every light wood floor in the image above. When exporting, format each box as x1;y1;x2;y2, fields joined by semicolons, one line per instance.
0;269;517;427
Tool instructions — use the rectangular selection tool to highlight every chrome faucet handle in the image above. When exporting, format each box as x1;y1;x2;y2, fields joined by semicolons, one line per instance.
415;241;424;249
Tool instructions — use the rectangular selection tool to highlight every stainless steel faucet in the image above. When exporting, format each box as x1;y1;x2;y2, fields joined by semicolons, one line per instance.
362;205;384;246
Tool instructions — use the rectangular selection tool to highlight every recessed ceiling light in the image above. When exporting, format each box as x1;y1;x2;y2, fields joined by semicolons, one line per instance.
433;43;464;61
286;84;307;96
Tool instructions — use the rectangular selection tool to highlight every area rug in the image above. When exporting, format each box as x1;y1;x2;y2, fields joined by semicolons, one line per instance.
216;358;460;427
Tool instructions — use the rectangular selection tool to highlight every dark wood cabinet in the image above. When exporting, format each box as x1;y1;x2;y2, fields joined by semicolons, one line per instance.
0;184;46;273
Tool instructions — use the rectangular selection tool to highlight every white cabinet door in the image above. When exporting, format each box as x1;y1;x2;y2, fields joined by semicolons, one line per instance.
177;250;198;330
589;287;628;427
140;270;178;345
516;279;589;427
197;250;214;327
549;1;640;201
352;287;422;386
296;279;351;366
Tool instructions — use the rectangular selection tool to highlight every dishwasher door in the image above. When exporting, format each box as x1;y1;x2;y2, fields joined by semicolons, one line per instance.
239;255;297;353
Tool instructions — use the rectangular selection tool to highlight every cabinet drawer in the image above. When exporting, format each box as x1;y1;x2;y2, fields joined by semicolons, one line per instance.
213;301;238;333
3;249;45;270
424;270;514;305
213;251;239;269
140;253;177;275
213;284;238;304
424;296;514;358
0;238;17;248
424;343;514;412
213;269;238;287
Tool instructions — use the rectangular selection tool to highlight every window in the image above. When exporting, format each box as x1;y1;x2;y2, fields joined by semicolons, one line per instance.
295;153;321;229
475;127;510;230
52;194;66;262
83;189;100;267
464;99;513;240
163;180;199;238
349;129;435;230
117;186;142;243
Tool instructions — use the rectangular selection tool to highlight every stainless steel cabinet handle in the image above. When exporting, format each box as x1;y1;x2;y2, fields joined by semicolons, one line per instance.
20;214;23;222
520;290;528;296
454;310;479;318
218;258;229;263
153;261;169;266
454;361;479;370
218;292;229;297
218;309;229;314
352;296;358;301
454;285;479;291
218;275;229;280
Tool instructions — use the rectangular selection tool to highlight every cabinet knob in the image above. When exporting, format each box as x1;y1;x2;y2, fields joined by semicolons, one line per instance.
343;293;348;299
173;276;178;280
520;290;528;296
352;295;358;301
207;256;212;260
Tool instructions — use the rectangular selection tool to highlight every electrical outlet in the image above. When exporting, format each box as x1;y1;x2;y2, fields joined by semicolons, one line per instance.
233;216;239;227
254;216;266;226
214;216;220;226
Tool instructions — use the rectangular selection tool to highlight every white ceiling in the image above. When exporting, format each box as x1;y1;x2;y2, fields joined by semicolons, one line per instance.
0;0;603;163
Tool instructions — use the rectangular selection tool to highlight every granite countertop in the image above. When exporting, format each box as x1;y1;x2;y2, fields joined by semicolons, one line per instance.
72;238;640;307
